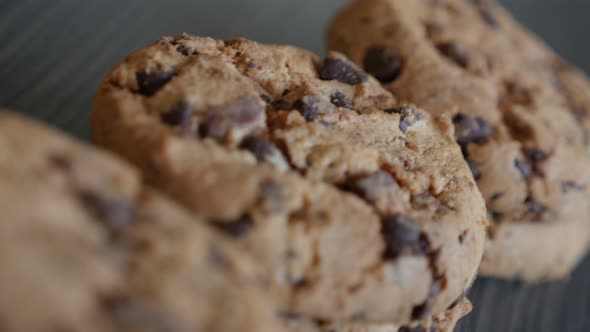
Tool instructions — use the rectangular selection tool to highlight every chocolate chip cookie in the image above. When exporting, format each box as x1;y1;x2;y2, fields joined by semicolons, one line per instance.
92;35;486;325
0;113;280;332
329;0;590;281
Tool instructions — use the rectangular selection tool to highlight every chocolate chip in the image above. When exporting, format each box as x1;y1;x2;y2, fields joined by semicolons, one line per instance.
514;159;532;179
260;94;272;104
161;101;192;134
467;160;481;180
505;82;533;105
479;6;500;29
49;154;72;171
341;171;397;203
293;96;321;121
199;96;264;141
259;180;287;213
385;105;423;132
136;68;176;96
425;21;444;39
330;91;352;108
490;211;503;222
452;113;492;146
491;192;504;201
239;136;276;161
210;215;253;238
363;47;403;83
319;57;368;85
525;195;546;221
381;215;427;260
562;181;587;193
291;278;309;289
399;326;427;332
271;99;292;111
411;302;431;320
436;42;471;69
526;148;548;163
176;45;191;56
80;192;135;237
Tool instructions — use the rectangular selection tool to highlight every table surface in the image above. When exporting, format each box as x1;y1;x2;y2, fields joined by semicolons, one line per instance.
1;1;589;331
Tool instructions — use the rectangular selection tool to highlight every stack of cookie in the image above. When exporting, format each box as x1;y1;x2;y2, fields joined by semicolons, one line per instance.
1;0;589;331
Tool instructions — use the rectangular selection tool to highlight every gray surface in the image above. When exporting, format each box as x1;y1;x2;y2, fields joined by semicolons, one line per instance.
1;1;589;331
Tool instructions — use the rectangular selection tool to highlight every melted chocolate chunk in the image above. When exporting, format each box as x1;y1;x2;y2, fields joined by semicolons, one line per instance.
363;47;404;83
514;159;532;179
80;192;135;236
330;91;352;108
526;148;548;163
293;96;321;121
467;159;481;180
399;326;427;332
239;136;276;161
381;215;427;260
176;45;191;56
385;105;423;132
260;94;272;104
490;211;503;222
341;171;397;203
199;96;263;141
525;195;546;221
452;113;492;146
505;82;533;105
491;192;504;201
161;101;193;135
436;42;471;69
562;181;587;193
319;57;368;85
136;68;176;96
210;215;253;238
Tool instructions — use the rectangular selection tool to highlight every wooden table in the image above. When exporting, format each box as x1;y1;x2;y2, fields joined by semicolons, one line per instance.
1;1;589;331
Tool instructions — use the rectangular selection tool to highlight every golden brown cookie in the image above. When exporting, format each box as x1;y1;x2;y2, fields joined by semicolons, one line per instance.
329;0;590;281
92;35;486;325
0;113;280;332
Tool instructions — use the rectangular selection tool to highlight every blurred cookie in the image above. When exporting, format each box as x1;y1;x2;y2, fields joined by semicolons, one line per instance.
329;0;590;281
92;35;486;325
0;113;280;332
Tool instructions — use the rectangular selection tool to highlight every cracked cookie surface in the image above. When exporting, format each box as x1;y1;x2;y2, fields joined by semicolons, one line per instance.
92;35;486;326
0;113;280;332
329;0;590;281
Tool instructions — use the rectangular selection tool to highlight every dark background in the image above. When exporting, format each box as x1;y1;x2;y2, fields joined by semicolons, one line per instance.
1;1;589;331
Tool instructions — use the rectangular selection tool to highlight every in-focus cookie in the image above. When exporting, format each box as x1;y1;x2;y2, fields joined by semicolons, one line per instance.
329;0;590;281
0;113;280;332
92;35;486;326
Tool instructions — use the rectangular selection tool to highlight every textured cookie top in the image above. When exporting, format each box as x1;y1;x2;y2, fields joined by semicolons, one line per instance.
0;114;280;332
329;0;590;280
93;35;486;324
